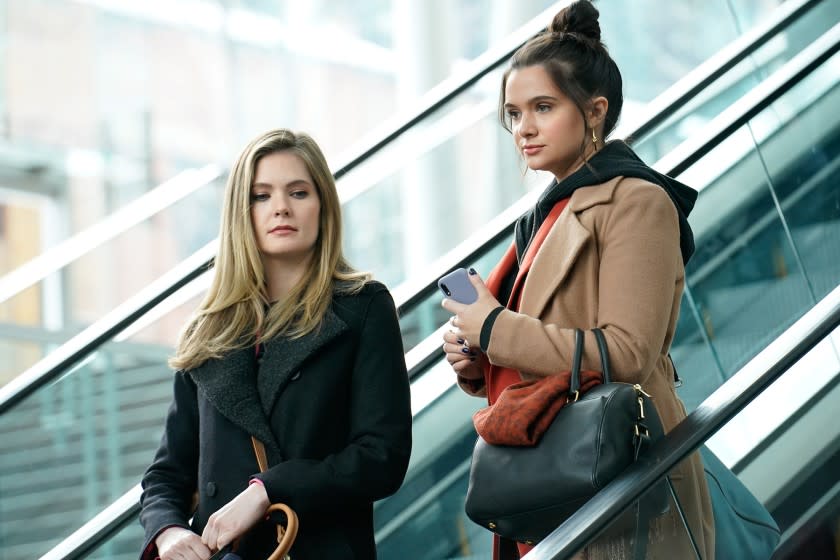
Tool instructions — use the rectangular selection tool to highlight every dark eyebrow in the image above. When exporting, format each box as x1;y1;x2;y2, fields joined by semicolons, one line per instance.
504;95;558;109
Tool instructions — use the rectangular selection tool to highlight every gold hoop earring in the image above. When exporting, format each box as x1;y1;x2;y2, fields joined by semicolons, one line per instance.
591;129;598;146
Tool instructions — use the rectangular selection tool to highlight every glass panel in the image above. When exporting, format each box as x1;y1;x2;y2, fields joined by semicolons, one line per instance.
678;51;839;389
681;127;810;381
0;288;203;559
672;288;727;412
374;363;487;558
754;59;840;303
633;0;839;164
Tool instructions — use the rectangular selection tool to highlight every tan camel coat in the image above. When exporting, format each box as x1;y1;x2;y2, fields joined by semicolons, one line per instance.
462;176;715;559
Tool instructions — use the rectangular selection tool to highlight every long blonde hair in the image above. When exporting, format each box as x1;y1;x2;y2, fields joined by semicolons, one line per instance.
170;129;370;371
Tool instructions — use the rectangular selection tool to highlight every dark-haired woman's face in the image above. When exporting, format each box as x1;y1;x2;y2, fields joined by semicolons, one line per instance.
504;65;589;182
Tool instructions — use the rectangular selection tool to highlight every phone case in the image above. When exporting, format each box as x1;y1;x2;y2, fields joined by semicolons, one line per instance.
438;268;478;304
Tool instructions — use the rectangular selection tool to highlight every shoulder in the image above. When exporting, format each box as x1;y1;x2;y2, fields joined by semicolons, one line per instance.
332;280;396;328
574;176;676;220
612;177;674;206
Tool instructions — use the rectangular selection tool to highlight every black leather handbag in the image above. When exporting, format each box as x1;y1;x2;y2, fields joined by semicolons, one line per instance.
464;328;669;547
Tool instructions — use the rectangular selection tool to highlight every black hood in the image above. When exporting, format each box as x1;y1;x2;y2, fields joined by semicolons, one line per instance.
515;140;698;264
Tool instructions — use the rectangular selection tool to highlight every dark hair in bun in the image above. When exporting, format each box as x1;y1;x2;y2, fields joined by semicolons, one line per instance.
499;0;623;141
548;0;601;43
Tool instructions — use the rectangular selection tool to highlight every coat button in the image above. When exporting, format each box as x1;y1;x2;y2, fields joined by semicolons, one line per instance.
206;482;217;497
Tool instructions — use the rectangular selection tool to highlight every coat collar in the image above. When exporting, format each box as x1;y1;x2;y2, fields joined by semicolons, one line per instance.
188;308;349;453
520;177;620;317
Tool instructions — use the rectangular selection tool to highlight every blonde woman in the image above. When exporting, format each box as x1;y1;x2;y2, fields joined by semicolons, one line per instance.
140;129;412;560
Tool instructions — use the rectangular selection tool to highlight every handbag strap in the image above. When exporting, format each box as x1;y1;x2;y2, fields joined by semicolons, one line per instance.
591;328;613;384
251;436;269;473
569;328;614;398
568;328;585;399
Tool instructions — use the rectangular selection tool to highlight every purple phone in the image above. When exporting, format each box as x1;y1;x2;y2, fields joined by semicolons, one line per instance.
438;268;478;304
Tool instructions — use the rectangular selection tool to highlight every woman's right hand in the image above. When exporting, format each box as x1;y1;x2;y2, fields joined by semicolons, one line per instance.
156;526;213;560
442;329;483;380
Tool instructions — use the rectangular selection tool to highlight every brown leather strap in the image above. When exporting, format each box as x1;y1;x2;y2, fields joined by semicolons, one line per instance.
251;436;269;473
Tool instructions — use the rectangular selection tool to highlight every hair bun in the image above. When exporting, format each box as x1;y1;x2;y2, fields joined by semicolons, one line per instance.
548;0;601;44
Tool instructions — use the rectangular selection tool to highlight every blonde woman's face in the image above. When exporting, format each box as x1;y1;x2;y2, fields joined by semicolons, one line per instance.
250;151;321;264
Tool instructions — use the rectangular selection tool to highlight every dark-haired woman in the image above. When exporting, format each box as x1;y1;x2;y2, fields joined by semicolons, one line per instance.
441;1;714;558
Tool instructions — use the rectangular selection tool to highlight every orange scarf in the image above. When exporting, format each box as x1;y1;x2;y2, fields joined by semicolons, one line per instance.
482;197;571;406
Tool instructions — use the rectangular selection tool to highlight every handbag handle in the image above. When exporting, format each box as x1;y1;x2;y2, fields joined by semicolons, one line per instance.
569;328;613;399
591;328;613;383
569;328;584;400
251;437;299;560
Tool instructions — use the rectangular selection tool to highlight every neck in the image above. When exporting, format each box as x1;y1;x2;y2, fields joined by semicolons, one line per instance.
552;142;600;183
262;253;313;303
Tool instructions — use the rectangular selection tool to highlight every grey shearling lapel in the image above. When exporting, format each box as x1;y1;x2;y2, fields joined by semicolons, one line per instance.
188;346;279;451
256;308;349;417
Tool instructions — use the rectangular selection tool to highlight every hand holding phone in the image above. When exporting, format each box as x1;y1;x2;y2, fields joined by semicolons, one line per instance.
438;268;478;304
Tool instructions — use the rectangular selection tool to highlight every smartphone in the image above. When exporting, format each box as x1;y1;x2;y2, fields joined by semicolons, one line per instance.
438;268;478;304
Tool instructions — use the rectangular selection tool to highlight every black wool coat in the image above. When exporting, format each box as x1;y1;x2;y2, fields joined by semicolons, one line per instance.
139;282;412;559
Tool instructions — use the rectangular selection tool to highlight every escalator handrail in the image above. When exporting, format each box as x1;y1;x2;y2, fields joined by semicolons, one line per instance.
2;8;834;420
525;285;840;560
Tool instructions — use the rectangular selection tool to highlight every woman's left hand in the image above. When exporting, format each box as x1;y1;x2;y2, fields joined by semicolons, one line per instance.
441;269;502;350
201;482;270;552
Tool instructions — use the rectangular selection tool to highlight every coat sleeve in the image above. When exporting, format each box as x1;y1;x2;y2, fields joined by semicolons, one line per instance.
138;371;200;557
486;182;683;385
256;287;413;515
